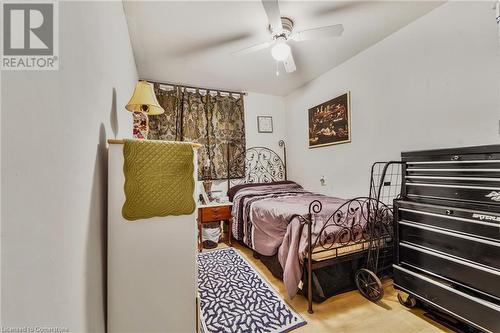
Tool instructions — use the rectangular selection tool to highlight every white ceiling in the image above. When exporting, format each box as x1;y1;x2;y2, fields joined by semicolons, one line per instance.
123;1;442;96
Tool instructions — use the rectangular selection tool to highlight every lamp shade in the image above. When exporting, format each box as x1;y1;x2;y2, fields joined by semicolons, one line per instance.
125;81;165;115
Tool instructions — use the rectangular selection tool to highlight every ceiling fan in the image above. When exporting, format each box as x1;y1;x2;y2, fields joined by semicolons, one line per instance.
234;0;344;74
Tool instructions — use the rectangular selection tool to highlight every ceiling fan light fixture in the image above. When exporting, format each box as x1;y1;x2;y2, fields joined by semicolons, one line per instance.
271;39;290;61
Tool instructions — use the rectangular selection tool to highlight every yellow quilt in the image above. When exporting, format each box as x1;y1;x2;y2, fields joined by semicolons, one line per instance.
122;139;195;221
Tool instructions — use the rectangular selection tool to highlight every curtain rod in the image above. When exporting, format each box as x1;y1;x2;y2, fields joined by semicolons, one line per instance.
107;139;202;149
141;78;248;96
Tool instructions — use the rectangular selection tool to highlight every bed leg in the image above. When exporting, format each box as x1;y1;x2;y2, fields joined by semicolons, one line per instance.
307;263;313;314
307;271;314;314
307;211;313;314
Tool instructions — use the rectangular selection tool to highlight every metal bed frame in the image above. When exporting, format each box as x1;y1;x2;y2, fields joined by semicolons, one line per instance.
298;161;404;313
226;139;287;188
226;141;404;314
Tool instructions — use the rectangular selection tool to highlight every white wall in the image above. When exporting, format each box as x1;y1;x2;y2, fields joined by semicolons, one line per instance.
244;92;286;154
1;2;137;332
208;92;286;193
284;1;500;198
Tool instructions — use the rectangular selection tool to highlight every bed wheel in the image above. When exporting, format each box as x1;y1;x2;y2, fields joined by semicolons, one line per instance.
253;251;260;259
397;292;417;308
355;268;384;302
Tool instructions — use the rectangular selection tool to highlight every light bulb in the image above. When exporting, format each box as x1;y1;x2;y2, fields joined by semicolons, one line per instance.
271;41;291;61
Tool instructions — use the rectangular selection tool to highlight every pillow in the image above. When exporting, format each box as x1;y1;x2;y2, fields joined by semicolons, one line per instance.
227;181;300;201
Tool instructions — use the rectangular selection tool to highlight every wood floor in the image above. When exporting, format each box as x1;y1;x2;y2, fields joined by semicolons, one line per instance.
204;242;451;333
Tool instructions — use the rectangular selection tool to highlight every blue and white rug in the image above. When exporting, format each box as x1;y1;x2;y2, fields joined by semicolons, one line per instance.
198;248;306;333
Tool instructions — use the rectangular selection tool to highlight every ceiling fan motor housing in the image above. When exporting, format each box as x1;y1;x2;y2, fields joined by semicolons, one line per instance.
269;17;294;38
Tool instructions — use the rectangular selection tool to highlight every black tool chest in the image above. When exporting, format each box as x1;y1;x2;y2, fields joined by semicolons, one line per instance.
394;145;500;333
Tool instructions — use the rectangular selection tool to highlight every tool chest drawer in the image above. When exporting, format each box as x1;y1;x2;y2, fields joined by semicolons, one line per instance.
398;220;500;270
405;181;500;205
393;265;500;333
398;242;500;299
397;200;500;242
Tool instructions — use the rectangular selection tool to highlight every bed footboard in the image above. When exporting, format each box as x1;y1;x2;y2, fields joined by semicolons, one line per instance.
302;197;392;313
303;161;404;313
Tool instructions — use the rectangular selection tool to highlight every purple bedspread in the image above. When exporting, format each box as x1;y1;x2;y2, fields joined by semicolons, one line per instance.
231;183;369;298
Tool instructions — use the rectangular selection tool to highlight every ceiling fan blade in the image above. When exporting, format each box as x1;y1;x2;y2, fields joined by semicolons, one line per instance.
283;51;296;73
291;24;344;42
232;41;272;55
261;0;283;33
313;2;367;17
171;32;253;57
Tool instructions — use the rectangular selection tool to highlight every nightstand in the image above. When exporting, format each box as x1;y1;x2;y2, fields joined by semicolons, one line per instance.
197;202;233;252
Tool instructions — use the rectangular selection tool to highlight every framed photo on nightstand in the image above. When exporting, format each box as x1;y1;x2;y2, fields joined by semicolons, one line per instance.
257;116;273;133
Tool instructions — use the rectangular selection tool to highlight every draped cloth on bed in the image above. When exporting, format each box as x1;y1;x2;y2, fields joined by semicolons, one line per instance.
231;182;371;298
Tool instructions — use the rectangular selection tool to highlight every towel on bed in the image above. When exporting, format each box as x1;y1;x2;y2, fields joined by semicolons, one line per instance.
122;139;195;221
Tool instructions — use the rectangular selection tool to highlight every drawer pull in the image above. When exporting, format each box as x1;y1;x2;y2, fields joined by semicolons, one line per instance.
451;155;460;161
407;168;500;172
408;160;500;165
445;210;453;216
406;182;500;191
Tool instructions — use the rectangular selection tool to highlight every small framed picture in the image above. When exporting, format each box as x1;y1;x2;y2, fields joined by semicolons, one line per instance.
257;116;273;133
199;189;210;205
207;190;222;202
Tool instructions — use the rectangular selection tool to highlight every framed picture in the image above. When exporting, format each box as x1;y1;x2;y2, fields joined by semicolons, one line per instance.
257;116;273;133
308;91;351;148
199;189;210;205
207;190;223;202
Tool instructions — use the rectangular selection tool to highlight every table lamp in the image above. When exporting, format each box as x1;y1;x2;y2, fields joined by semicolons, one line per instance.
126;80;164;139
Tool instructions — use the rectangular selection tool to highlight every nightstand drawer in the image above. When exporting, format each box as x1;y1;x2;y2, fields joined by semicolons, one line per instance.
201;205;232;222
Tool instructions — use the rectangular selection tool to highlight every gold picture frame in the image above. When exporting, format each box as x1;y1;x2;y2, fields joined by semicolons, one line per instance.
308;91;351;148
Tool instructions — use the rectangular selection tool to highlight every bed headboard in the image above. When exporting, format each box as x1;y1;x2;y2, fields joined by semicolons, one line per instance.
227;140;287;189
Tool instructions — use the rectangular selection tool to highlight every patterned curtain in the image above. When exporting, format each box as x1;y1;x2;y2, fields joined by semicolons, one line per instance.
207;93;246;179
145;84;246;180
180;89;210;180
148;84;182;141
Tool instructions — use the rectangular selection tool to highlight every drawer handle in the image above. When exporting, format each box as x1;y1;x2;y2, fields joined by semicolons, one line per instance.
451;155;460;161
445;209;453;215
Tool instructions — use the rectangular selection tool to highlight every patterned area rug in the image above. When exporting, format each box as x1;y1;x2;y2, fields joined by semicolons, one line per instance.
198;248;306;333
